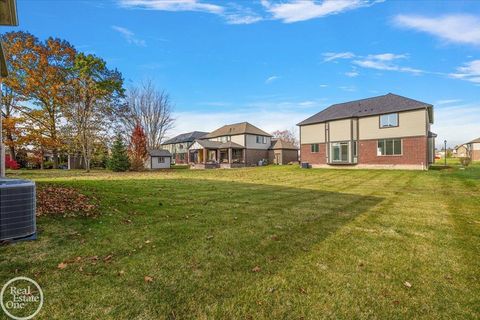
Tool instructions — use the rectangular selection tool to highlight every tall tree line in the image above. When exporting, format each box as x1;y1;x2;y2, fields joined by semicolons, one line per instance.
1;31;174;170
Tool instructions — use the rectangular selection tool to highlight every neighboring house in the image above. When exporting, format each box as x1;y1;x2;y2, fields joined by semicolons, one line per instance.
297;93;436;170
465;137;480;161
269;139;299;165
161;131;208;164
453;145;468;158
145;149;172;169
188;122;273;168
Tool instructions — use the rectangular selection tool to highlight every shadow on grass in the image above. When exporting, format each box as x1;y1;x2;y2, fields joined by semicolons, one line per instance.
1;177;383;318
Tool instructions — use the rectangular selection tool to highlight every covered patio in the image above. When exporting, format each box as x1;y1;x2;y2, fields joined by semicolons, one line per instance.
188;140;245;169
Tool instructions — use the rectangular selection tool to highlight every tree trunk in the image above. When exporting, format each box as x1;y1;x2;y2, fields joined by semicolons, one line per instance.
52;148;59;169
40;149;44;170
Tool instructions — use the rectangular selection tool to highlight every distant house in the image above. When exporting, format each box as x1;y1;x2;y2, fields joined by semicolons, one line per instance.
466;137;480;161
297;93;436;170
145;150;172;169
453;145;468;158
269;139;299;165
161;131;208;164
188;122;272;168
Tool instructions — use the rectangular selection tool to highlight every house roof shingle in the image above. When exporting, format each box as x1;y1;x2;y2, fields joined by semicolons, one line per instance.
203;122;272;138
162;131;209;145
297;93;433;126
148;149;172;157
467;137;480;144
269;139;298;150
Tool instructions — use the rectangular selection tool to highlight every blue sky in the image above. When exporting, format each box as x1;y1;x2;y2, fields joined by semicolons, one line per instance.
7;0;480;146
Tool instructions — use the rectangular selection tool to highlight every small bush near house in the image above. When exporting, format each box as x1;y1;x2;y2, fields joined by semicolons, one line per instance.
43;160;55;169
5;155;20;169
459;157;471;167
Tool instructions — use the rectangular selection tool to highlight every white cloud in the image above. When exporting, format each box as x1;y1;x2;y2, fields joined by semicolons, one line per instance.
450;60;480;83
117;0;262;25
323;52;355;62
118;0;223;14
323;51;423;75
339;85;356;92
112;25;146;47
394;14;480;46
434;103;480;147
261;0;383;23
319;84;328;87
345;70;359;77
436;99;462;105
353;53;423;74
365;53;407;61
265;75;280;84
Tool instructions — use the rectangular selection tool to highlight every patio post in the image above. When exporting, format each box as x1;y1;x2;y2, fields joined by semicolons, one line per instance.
203;148;207;164
228;148;232;164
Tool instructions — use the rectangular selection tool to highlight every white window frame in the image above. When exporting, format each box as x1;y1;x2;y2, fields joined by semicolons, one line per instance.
380;113;399;128
377;138;402;156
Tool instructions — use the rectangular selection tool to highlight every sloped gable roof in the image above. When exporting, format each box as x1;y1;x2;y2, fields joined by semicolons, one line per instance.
270;139;298;150
298;93;432;126
203;122;272;138
468;137;480;144
148;149;171;157
162;131;209;145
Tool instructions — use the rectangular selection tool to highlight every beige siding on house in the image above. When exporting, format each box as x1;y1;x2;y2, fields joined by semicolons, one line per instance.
300;123;325;144
359;109;427;140
329;119;351;141
231;134;245;146
245;134;271;149
473;142;480;150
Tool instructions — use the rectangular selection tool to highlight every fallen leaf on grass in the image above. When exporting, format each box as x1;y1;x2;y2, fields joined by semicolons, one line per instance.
404;281;412;288
36;186;97;217
103;255;113;262
118;270;125;276
144;240;151;244
57;262;67;270
144;276;154;283
251;266;261;273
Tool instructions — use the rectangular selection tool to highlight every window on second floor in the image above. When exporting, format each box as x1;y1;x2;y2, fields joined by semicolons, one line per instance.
380;113;399;128
256;136;267;144
219;136;231;143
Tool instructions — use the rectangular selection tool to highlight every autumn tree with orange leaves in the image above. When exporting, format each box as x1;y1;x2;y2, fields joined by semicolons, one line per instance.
2;31;76;168
129;123;148;171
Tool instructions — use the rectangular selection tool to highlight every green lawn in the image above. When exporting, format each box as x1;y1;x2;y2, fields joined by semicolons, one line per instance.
1;161;479;319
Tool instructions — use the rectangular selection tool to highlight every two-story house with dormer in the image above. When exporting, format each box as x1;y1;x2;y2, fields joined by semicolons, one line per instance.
297;93;436;170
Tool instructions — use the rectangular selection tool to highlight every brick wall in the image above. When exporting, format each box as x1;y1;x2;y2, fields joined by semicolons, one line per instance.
359;136;428;166
300;143;326;164
245;149;269;166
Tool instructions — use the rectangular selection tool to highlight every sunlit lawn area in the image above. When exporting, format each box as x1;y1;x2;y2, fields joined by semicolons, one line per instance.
1;160;479;319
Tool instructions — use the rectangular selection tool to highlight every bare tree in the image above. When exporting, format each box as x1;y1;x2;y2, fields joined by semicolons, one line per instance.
122;81;175;149
271;128;299;147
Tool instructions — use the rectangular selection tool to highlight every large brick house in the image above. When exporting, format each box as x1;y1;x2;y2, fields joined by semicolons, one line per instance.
297;93;436;170
188;122;298;168
161;131;208;164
